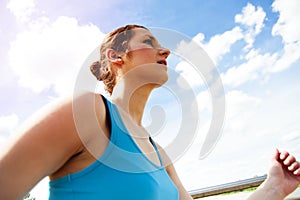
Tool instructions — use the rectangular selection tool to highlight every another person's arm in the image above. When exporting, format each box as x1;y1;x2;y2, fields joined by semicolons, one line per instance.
247;149;300;200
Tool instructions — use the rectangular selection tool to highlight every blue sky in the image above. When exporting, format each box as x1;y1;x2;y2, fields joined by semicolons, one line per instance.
1;0;300;198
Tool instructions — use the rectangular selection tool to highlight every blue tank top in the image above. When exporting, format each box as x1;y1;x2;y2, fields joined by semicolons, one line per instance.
49;96;179;200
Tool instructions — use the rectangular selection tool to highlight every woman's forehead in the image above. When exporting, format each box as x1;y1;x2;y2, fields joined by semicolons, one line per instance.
132;28;156;40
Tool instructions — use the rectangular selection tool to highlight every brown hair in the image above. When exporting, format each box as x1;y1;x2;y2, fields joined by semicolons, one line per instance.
90;24;148;95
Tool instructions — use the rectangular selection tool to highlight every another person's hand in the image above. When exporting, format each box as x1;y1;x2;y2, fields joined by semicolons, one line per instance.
247;149;300;200
267;149;300;197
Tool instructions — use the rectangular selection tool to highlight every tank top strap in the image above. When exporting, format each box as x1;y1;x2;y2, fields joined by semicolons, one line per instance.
149;137;164;166
100;94;112;133
99;94;164;172
100;94;128;145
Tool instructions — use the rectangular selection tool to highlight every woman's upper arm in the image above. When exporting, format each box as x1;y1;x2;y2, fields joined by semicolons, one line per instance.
0;93;100;199
165;162;193;200
155;143;193;200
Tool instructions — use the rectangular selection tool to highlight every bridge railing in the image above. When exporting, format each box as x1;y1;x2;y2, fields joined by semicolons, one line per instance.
189;175;267;199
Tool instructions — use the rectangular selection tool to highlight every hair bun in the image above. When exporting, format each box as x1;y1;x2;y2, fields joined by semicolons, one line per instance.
90;60;102;81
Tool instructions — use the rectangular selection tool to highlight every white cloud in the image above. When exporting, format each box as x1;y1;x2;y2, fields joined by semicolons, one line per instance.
175;91;267;190
174;37;216;90
8;16;105;96
0;113;19;133
177;26;243;68
221;1;300;87
270;0;300;72
174;3;268;90
173;5;300;187
6;0;36;23
235;3;266;49
282;131;300;142
183;4;266;67
235;3;266;35
271;43;300;73
272;0;300;44
197;89;262;135
182;90;261;157
175;61;205;88
219;0;300;79
176;84;300;190
196;90;211;112
224;90;261;129
200;27;244;65
221;49;277;87
0;114;19;148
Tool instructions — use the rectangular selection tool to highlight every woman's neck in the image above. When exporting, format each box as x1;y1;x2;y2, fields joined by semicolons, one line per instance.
111;80;153;126
128;87;152;126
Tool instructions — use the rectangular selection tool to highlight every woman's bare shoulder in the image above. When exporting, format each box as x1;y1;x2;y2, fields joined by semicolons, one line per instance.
20;92;106;135
0;92;109;199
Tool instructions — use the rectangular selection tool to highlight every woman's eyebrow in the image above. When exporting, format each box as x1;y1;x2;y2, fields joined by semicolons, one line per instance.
145;34;157;41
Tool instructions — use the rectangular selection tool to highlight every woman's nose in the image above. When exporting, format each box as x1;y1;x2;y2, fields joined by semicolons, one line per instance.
158;47;171;59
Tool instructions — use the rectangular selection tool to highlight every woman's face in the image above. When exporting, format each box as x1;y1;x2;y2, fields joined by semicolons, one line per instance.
120;28;171;86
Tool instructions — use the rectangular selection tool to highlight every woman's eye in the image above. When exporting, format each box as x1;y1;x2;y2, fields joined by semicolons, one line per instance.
143;39;153;46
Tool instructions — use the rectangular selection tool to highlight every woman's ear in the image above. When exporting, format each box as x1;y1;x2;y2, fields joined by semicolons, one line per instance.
106;49;123;66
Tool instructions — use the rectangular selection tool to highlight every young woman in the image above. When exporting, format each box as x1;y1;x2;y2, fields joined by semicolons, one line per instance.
0;24;299;200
